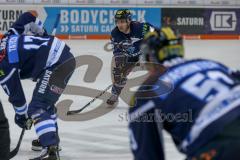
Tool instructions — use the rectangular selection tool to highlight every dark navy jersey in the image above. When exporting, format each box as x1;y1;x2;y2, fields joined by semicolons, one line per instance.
0;11;50;117
111;21;156;57
129;59;240;159
0;34;69;109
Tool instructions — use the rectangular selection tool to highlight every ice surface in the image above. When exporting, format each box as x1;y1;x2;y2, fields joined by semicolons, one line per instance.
1;39;239;160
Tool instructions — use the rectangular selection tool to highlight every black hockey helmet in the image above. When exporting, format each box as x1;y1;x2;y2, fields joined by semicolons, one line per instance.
115;9;132;21
142;27;184;63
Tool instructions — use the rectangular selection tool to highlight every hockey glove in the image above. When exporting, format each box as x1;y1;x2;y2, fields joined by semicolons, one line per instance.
14;105;32;129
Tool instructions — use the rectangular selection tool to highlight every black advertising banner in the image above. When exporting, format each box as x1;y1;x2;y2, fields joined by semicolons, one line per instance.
162;8;206;34
162;8;240;35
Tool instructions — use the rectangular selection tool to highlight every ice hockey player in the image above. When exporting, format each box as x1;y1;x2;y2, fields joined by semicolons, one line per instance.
0;13;76;160
6;10;63;153
106;9;158;105
0;101;10;160
128;27;240;160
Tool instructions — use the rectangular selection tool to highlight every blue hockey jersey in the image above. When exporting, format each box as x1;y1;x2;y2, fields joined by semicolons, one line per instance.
0;34;69;110
0;11;65;110
111;21;156;57
129;59;240;159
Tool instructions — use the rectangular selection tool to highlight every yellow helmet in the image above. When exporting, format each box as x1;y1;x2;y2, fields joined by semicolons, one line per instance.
143;27;184;63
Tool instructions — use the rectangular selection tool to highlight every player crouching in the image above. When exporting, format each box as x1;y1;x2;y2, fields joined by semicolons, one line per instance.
128;27;240;160
0;33;75;160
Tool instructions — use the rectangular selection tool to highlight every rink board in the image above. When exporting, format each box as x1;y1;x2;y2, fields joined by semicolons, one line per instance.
0;6;240;39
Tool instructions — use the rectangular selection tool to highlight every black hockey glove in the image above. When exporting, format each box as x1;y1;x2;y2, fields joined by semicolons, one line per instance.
15;114;32;130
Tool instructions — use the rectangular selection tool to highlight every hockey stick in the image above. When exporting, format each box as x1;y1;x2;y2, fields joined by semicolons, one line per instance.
67;84;113;115
9;118;32;159
51;13;60;36
9;13;61;159
9;128;25;159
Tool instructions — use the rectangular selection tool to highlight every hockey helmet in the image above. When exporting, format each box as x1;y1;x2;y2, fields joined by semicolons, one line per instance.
142;27;184;63
115;9;132;21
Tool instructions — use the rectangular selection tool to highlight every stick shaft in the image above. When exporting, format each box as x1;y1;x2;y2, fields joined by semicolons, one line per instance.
67;84;112;115
9;128;25;159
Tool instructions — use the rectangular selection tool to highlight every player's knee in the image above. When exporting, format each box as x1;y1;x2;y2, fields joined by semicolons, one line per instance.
114;77;127;86
27;101;51;117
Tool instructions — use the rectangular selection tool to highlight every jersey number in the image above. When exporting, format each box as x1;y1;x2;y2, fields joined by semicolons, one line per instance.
23;36;50;50
181;71;234;102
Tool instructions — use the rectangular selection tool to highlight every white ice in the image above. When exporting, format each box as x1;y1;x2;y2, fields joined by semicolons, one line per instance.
1;39;239;160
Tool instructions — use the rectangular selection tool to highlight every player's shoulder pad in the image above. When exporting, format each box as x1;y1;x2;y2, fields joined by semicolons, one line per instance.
130;21;143;29
131;21;141;25
193;58;229;70
111;27;123;42
111;27;119;37
131;21;157;36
